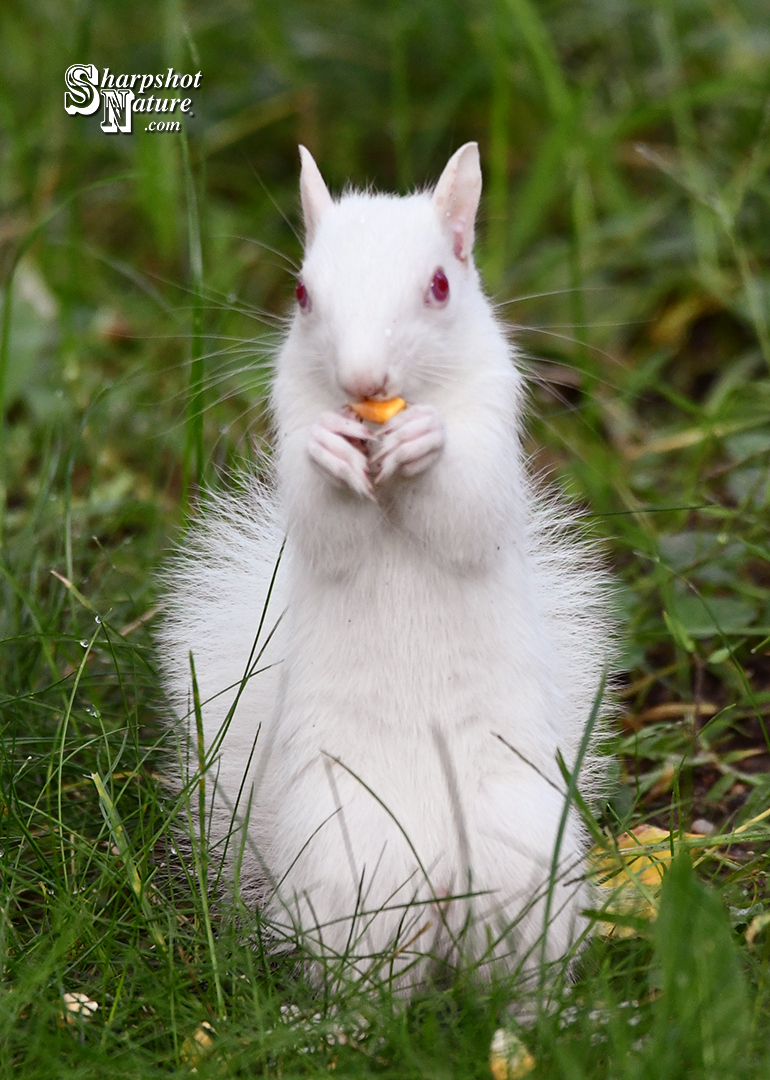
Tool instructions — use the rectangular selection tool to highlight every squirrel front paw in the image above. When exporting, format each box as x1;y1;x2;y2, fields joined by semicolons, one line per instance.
307;411;376;500
369;404;445;486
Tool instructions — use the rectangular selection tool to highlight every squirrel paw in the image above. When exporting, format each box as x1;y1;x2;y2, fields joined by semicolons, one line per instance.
370;404;445;485
308;411;376;500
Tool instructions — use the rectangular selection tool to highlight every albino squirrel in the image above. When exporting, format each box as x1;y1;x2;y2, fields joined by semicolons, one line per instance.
158;142;613;990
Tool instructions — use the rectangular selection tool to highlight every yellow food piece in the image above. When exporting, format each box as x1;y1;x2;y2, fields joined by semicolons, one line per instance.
350;397;406;423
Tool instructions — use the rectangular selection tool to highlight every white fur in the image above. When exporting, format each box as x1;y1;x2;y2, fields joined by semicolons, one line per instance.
157;143;614;990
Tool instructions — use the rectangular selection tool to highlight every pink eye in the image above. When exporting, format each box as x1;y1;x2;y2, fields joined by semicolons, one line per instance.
428;268;449;306
295;280;310;310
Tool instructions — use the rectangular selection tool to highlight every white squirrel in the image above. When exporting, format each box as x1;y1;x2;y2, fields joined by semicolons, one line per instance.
158;142;614;991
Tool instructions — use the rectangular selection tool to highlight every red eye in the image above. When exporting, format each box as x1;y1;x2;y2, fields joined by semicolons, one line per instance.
295;280;310;310
428;268;449;305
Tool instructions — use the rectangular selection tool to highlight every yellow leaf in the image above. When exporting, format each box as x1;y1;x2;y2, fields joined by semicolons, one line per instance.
596;825;673;887
649;294;714;348
181;1021;216;1065
746;912;770;946
590;824;706;938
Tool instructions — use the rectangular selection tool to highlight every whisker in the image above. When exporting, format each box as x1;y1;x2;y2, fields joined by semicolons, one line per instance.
214;233;301;274
493;284;613;307
512;326;625;369
240;152;302;246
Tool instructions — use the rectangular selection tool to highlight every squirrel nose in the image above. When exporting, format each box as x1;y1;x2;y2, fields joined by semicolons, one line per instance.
339;374;388;401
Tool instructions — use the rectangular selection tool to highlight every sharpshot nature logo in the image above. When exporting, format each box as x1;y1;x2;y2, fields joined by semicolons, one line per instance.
64;64;201;134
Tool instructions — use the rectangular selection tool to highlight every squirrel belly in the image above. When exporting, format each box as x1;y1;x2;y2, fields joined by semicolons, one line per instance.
157;142;614;990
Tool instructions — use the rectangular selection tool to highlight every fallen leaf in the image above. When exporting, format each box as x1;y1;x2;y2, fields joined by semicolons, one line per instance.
181;1021;216;1066
649;294;715;348
591;824;707;937
746;911;770;946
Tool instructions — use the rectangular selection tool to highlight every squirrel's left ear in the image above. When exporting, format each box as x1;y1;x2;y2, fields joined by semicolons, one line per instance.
432;142;482;263
299;145;333;248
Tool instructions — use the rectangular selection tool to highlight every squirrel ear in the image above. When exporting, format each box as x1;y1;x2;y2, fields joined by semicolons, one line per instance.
299;145;333;248
432;142;482;263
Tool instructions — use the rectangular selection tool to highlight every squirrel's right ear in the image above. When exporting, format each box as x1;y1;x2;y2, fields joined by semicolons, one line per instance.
432;142;482;263
299;146;333;248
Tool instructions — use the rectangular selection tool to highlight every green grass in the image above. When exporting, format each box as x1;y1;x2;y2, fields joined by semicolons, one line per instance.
1;0;770;1075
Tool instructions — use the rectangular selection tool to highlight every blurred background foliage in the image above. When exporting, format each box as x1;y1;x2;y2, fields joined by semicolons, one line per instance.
1;0;768;816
